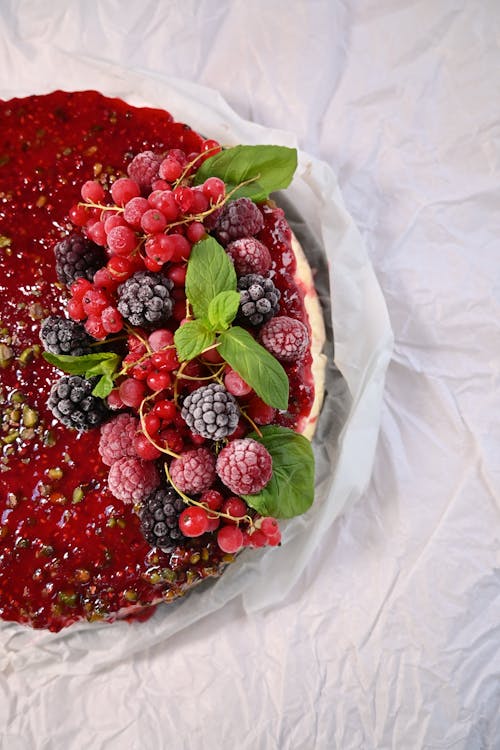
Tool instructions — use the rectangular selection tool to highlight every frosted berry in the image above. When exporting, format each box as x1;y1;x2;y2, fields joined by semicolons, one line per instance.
237;274;281;326
117;271;173;327
127;151;163;191
259;316;309;362
40;316;93;357
213;197;264;245
181;383;240;440
111;177;141;206
108;456;160;504
54;233;107;286
107;225;137;256
226;237;272;276
98;412;139;466
169;448;216;494
216;438;272;495
139;487;187;551
48;375;109;431
217;525;244;554
119;378;147;408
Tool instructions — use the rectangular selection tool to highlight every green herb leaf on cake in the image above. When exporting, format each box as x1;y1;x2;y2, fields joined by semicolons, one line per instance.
185;237;237;320
42;351;121;397
207;290;240;331
193;145;298;202
174;319;215;362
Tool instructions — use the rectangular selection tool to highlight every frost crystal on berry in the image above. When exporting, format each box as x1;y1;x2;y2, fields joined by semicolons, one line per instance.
226;237;272;276
117;271;173;327
108;456;160;504
181;383;240;440
40;315;93;357
216;438;273;495
237;274;281;326
127;151;163;192
169;448;216;495
99;413;139;466
259;316;309;362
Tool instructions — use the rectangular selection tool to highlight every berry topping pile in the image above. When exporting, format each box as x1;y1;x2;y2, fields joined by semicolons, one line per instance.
0;91;319;631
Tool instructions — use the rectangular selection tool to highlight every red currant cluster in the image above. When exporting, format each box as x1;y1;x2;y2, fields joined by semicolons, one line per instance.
177;490;281;553
65;147;227;339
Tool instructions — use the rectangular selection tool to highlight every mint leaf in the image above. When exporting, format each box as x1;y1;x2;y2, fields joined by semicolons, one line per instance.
207;290;240;331
174;320;214;362
43;351;120;377
193;145;298;201
91;374;115;398
242;426;314;518
185;237;237;320
217;326;289;410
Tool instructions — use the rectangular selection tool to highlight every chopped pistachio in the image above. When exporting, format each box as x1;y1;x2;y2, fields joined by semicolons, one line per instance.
72;486;85;504
22;406;39;427
47;467;63;481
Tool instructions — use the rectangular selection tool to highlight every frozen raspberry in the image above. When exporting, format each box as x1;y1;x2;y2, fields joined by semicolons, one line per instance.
108;456;160;504
127;151;163;192
259;316;310;362
237;274;280;326
169;448;216;495
216;438;272;495
213;198;264;245
98;413;139;467
225;237;272;276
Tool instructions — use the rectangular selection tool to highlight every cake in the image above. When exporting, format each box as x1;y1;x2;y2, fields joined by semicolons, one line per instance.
0;91;326;631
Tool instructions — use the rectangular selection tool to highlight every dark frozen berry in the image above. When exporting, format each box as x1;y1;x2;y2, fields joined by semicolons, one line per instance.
47;375;109;431
259;316;310;362
127;151;163;192
226;237;272;276
108;456;160;504
117;271;173;327
139;487;187;551
213;197;264;245
181;383;240;440
216;438;273;495
237;274;281;326
40;315;93;357
169;448;216;495
54;233;107;286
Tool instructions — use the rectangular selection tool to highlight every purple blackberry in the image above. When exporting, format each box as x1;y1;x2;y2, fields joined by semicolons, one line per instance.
237;274;281;326
54;233;106;286
40;315;93;357
181;383;240;440
48;375;109;431
213;197;264;245
139;487;187;551
117;271;173;327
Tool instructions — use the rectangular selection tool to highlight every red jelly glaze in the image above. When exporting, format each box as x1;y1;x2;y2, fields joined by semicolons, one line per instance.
0;91;315;632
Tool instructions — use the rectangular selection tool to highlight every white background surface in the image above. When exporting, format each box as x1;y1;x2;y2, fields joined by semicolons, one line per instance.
1;2;500;749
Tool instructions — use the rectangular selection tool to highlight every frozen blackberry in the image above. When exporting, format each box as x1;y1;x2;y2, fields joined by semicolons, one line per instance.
139;487;187;551
237;274;281;326
117;271;173;327
182;383;240;440
48;375;109;431
54;233;107;286
213;197;264;245
40;315;93;357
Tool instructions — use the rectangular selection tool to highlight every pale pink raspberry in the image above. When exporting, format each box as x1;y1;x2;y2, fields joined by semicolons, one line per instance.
216;439;272;495
169;448;216;494
259;316;309;362
99;413;139;466
127;151;163;192
108;457;160;504
226;237;272;276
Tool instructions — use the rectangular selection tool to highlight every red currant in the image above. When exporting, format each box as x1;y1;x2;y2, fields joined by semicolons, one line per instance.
67;298;86;321
101;306;124;334
141;208;167;234
119;378;146;408
159;156;183;182
107;225;137;256
186;221;206;243
221;497;247;523
148;328;174;351
84;314;107;340
200;489;224;511
153;399;176;422
81;180;105;203
202;177;226;203
134;432;162;461
111;177;140;206
165;263;187;287
179;507;209;537
224;368;252;397
147;370;171;392
217;525;244;553
123;196;149;229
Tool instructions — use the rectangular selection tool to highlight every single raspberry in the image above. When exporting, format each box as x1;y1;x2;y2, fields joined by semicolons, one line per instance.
47;375;109;431
169;448;216;495
98;413;139;466
108;456;160;504
237;274;281;326
213;198;264;245
54;233;107;286
181;383;240;440
126;151;163;192
216;438;272;495
40;315;93;357
259;316;310;362
117;271;173;327
225;237;272;276
139;487;187;551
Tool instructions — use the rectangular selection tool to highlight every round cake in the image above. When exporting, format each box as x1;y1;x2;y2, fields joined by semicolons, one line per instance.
0;91;326;631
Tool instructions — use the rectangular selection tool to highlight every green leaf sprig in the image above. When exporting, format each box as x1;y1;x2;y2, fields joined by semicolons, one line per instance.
174;237;289;410
42;351;121;397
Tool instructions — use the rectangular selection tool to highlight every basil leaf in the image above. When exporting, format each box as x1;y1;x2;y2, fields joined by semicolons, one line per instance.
174;320;214;362
91;374;115;398
207;290;240;331
193;145;298;202
242;426;315;518
43;351;120;377
185;237;237;320
217;326;289;410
